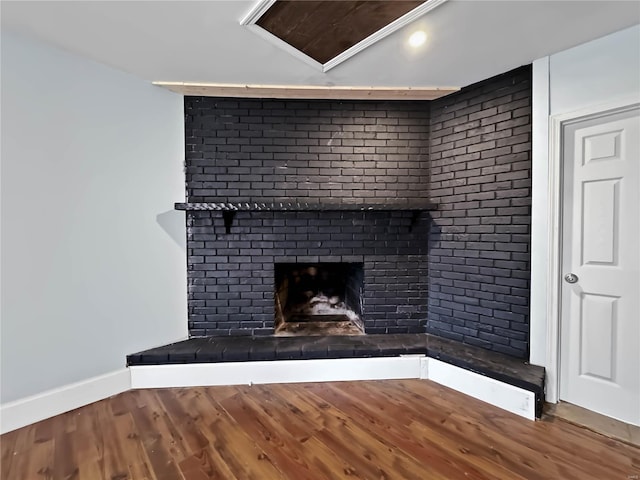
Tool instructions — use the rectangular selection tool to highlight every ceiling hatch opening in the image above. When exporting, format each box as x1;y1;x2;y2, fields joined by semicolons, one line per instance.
241;0;449;71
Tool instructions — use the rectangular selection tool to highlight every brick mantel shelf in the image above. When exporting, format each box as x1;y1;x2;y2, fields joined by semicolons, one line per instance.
175;200;438;233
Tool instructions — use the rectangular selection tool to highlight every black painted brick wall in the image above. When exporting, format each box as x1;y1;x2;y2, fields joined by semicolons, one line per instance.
187;211;429;336
185;99;430;205
427;66;532;358
184;99;432;336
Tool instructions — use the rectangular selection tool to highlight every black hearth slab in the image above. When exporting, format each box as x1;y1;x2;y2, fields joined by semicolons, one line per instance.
195;338;225;362
300;341;331;359
350;342;382;357
273;340;306;360
326;343;356;358
426;335;546;417
249;343;277;361
127;333;545;416
128;337;210;364
167;337;211;363
426;336;542;387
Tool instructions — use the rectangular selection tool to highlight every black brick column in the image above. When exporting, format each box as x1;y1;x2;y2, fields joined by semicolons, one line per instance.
427;66;532;358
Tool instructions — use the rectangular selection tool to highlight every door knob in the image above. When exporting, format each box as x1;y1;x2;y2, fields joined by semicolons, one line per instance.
564;273;579;284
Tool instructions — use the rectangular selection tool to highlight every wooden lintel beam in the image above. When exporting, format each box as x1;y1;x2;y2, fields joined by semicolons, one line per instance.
152;82;459;100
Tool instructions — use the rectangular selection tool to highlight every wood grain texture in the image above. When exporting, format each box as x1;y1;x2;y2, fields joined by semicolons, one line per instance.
153;82;459;100
256;1;424;63
2;380;638;479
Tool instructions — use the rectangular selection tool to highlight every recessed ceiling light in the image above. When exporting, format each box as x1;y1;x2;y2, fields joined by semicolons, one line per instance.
408;31;427;48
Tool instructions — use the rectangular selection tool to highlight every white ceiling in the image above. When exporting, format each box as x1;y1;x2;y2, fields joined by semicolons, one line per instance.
2;1;639;89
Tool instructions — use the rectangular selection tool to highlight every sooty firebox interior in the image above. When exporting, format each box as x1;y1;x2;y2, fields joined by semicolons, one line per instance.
275;263;364;336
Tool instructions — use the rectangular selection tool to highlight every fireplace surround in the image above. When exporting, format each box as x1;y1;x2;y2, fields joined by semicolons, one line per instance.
181;65;532;358
183;97;433;337
184;208;431;336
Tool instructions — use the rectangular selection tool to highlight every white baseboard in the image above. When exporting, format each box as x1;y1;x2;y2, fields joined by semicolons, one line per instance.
0;368;131;434
130;356;535;420
130;356;423;389
2;356;536;433
427;358;536;420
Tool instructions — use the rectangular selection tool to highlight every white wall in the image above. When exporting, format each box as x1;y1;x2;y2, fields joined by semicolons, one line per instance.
530;25;640;369
549;25;640;115
0;31;188;404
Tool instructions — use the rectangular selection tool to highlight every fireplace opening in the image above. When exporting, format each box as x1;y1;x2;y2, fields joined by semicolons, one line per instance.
274;263;365;336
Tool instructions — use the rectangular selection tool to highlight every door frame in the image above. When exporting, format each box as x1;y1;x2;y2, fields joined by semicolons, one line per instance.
545;97;640;404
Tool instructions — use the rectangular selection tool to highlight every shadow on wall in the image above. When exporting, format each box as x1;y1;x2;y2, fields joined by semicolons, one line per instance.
156;210;186;250
427;217;440;251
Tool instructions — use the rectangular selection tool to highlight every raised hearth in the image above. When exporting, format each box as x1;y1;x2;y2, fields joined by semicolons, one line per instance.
127;333;545;417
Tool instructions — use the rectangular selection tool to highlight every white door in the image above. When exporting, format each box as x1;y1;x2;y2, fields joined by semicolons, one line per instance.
560;106;640;426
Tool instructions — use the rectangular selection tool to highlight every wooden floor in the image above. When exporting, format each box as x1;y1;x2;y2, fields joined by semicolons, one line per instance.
2;380;638;480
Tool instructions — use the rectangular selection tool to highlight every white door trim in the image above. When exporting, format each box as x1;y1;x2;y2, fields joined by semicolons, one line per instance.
545;97;640;403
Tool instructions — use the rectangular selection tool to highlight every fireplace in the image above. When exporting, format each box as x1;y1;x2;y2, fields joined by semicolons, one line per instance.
182;209;430;337
182;96;433;337
274;262;364;336
176;65;533;359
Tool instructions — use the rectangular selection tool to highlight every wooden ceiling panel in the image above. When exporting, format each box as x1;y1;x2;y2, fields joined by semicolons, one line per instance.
256;0;425;64
154;82;459;100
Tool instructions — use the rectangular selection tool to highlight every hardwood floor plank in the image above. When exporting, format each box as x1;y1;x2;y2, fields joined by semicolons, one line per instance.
245;384;325;439
3;424;36;480
312;382;515;480
52;431;80;480
350;380;542;479
96;399;136;480
391;379;639;479
121;391;185;480
179;388;246;480
309;386;466;479
178;447;233;480
217;391;331;479
238;384;375;479
127;461;155;480
243;384;387;479
143;390;192;464
9;423;55;480
199;385;241;403
26;435;54;480
192;387;287;480
270;383;450;479
2;380;638;480
0;429;19;479
110;406;155;480
155;389;210;453
206;415;286;479
70;431;106;480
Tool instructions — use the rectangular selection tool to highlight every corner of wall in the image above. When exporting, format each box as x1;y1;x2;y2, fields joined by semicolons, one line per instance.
0;368;131;434
529;57;551;367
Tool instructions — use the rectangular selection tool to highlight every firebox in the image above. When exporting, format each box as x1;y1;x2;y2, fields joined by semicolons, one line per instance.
274;263;364;336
